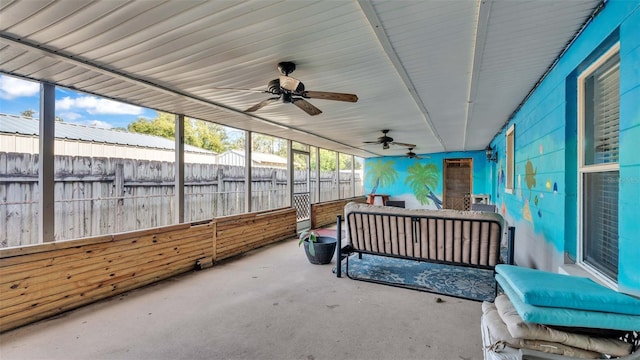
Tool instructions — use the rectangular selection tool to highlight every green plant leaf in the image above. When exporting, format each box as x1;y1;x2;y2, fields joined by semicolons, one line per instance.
308;240;315;257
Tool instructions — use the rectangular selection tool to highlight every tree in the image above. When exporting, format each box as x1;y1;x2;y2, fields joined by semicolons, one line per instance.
404;162;440;207
365;159;398;194
525;158;537;201
128;112;228;153
252;134;287;156
128;112;175;139
189;119;227;153
20;109;35;118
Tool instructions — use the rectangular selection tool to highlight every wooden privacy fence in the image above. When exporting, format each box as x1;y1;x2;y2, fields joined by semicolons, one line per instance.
0;152;362;247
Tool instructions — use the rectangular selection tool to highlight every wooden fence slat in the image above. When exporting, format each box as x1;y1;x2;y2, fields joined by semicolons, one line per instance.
2;152;361;247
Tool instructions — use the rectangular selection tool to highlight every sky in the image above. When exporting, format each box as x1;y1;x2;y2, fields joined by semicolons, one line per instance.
0;74;157;129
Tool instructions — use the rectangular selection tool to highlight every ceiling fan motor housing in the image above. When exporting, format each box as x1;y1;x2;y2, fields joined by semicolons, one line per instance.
277;61;296;75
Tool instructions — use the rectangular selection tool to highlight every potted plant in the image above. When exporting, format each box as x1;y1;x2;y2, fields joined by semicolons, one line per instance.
298;230;337;265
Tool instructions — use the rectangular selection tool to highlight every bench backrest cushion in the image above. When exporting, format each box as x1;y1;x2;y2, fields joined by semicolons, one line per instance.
344;202;504;267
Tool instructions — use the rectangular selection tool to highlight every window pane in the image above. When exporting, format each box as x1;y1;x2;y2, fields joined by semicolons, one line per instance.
583;53;619;165
215;129;246;215
292;141;308;151
309;146;317;204
506;125;515;191
319;149;337;202
251;133;288;212
293;152;310;222
54;91;173;241
583;171;619;280
339;153;353;198
354;157;365;196
184;119;240;221
0;76;41;247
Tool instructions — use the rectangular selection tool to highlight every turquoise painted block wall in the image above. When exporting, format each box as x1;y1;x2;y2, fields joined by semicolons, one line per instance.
364;151;489;210
489;0;640;295
618;3;640;296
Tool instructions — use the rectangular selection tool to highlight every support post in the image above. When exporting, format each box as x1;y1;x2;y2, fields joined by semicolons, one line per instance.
336;215;342;278
39;83;55;243
174;114;184;224
245;131;252;213
507;226;515;265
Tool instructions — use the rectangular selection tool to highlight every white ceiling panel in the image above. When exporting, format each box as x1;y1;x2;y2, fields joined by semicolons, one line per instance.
0;0;602;158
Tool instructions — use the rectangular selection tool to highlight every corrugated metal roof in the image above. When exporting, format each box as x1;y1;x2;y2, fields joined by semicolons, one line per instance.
0;113;213;154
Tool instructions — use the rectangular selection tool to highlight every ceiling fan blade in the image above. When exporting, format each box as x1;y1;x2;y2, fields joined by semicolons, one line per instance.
209;87;268;93
245;97;280;112
292;98;322;116
302;91;358;103
392;141;417;148
279;75;303;92
363;141;382;144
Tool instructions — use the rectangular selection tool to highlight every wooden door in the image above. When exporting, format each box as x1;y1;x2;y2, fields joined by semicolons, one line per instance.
443;159;472;210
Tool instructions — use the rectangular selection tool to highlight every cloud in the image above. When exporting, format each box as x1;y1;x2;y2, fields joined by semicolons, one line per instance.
58;112;82;121
0;75;40;100
55;95;143;115
86;120;113;129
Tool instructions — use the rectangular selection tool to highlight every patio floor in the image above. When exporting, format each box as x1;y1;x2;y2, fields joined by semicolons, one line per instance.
0;233;485;360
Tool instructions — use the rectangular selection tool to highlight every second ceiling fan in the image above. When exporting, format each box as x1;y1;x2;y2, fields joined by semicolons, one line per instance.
244;62;358;116
405;147;428;159
364;130;416;150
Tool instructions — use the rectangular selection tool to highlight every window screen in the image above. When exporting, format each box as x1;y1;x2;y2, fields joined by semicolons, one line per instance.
505;125;515;193
582;171;619;279
578;45;620;281
583;54;620;166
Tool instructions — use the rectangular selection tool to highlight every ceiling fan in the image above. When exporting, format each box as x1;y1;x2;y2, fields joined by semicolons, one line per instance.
405;147;428;159
243;62;358;116
364;130;416;150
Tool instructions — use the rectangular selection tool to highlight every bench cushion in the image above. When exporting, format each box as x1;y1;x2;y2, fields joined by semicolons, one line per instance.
496;264;640;315
493;294;633;356
496;274;640;331
481;301;601;358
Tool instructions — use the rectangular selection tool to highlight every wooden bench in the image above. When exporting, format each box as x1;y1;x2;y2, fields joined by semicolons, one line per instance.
336;202;515;297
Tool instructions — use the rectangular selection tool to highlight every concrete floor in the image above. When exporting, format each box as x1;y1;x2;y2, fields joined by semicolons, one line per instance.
0;236;485;360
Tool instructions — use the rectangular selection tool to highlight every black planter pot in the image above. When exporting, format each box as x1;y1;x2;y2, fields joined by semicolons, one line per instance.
303;236;337;265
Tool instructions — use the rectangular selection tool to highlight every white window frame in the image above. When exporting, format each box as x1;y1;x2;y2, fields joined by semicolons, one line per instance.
505;124;515;194
576;43;620;289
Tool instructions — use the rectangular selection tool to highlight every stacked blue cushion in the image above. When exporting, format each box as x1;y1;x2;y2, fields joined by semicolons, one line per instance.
495;264;640;331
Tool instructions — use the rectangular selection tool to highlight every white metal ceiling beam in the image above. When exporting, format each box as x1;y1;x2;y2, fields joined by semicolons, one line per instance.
463;0;493;150
357;0;445;152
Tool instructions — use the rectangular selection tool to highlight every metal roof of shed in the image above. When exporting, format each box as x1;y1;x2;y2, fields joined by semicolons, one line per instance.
0;113;213;154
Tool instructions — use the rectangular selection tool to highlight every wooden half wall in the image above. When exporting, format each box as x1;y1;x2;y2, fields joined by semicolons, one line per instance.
311;197;366;228
0;207;297;333
213;208;297;260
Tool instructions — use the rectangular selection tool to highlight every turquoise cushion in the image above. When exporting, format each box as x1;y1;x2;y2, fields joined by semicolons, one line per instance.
496;264;640;316
496;274;640;331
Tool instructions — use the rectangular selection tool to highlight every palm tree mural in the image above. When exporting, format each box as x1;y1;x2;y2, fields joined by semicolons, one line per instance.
404;162;442;208
365;159;398;194
523;158;537;222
